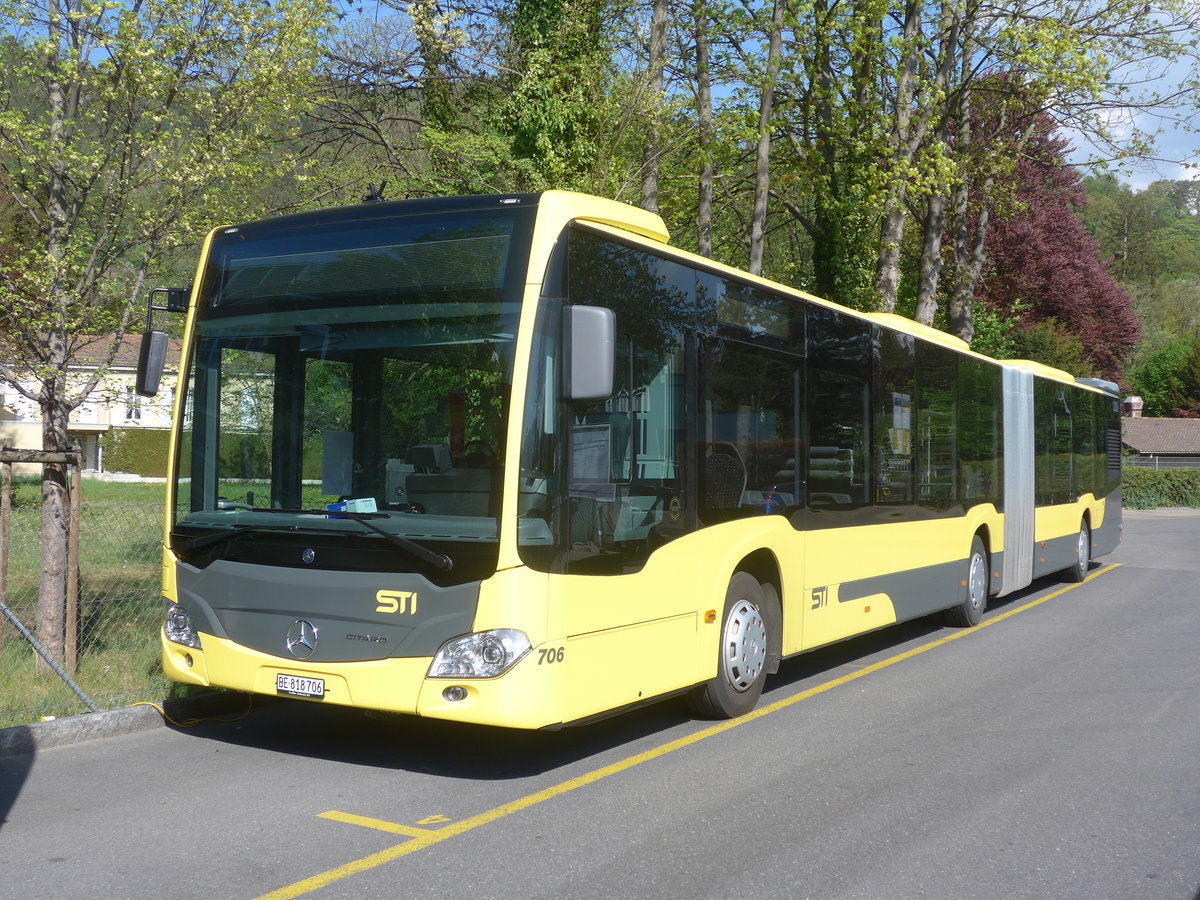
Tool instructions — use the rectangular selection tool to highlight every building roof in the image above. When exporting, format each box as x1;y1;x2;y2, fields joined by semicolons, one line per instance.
69;334;183;369
1122;417;1200;455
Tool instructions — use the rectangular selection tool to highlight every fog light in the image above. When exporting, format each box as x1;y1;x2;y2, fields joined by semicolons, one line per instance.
442;686;468;702
184;653;193;668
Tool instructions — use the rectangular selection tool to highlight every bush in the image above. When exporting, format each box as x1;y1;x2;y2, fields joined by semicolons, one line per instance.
1122;466;1200;508
8;475;41;508
99;427;171;477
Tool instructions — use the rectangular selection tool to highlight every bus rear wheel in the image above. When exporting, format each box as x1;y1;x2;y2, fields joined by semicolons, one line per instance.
687;572;770;718
943;535;988;627
1062;521;1091;583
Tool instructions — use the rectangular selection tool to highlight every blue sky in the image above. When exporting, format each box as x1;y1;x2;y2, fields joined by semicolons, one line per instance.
1069;113;1198;190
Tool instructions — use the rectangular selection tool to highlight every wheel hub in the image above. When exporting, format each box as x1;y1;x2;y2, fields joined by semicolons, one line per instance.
722;600;767;692
968;552;987;611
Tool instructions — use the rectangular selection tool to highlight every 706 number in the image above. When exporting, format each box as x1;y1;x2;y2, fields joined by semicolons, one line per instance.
537;646;565;665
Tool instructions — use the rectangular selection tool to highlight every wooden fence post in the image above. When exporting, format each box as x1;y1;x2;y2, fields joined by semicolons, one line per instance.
0;447;84;673
1;451;10;654
65;442;82;674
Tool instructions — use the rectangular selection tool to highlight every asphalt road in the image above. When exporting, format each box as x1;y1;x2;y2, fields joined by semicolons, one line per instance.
2;510;1198;900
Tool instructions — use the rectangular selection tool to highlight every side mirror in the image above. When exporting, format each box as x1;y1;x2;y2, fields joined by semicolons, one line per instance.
136;330;169;397
135;285;190;397
563;305;615;402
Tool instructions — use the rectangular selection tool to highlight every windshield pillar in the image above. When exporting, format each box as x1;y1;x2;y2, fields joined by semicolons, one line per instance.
352;357;385;500
191;341;221;512
272;340;305;510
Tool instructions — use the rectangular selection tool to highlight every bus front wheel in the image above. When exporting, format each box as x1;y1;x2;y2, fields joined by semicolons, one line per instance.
943;535;988;627
687;572;770;718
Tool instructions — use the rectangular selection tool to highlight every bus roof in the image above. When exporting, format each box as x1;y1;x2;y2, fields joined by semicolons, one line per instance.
213;191;1108;392
215;193;543;236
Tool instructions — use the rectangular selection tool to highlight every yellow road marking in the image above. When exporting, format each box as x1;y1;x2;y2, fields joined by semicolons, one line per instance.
257;563;1120;900
317;811;437;838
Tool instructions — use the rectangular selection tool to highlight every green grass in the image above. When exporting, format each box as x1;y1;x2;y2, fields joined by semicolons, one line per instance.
1;477;170;727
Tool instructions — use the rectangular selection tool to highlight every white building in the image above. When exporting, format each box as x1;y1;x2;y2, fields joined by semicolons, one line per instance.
0;334;181;475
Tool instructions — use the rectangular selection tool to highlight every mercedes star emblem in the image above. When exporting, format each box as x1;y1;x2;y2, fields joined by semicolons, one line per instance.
285;619;318;659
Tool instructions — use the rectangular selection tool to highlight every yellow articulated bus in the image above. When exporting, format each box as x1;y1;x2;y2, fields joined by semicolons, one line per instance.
137;191;1122;729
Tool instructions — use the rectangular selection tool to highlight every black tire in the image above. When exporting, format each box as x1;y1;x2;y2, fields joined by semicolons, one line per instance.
943;535;988;627
686;572;770;718
1061;521;1091;583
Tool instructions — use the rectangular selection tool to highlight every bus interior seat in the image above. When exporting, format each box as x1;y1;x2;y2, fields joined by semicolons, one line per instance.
404;442;495;516
701;441;746;509
410;443;452;473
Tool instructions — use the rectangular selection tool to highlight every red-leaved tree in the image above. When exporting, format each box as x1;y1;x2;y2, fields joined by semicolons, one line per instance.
974;125;1140;381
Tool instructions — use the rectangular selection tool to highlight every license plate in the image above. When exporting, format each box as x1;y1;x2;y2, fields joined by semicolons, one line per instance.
276;673;325;699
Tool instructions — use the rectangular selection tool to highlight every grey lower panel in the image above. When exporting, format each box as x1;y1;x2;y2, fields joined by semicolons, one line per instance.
1093;488;1123;559
1001;366;1035;597
175;560;479;663
1031;532;1080;580
839;556;967;623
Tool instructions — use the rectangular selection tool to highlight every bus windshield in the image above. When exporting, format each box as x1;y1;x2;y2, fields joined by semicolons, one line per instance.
171;204;533;579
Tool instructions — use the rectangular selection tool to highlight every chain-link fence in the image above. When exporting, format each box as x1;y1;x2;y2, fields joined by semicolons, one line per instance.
1;496;166;728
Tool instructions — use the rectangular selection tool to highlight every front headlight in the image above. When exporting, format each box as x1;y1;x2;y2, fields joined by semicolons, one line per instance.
427;629;530;678
164;602;202;649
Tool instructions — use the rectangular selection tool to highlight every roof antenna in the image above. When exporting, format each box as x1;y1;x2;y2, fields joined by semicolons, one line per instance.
362;181;387;203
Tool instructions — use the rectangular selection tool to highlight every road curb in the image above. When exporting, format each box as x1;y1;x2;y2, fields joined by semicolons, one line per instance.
1122;507;1200;517
0;692;257;758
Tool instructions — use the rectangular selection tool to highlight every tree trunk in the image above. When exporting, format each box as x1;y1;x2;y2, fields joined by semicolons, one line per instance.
748;0;785;276
948;175;991;344
36;0;72;671
875;201;908;314
808;0;840;300
914;192;947;325
641;0;669;213
36;389;70;671
695;0;714;258
873;0;920;313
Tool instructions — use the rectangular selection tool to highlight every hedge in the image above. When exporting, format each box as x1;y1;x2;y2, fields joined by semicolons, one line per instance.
99;427;172;477
1122;466;1200;509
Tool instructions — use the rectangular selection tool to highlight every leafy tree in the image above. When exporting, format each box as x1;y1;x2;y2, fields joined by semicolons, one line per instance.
1085;176;1200;289
973;132;1139;380
969;299;1023;360
1127;338;1199;417
1172;340;1200;418
1084;175;1200;377
1008;320;1092;377
1135;276;1200;350
497;0;615;190
0;0;331;669
909;1;1200;342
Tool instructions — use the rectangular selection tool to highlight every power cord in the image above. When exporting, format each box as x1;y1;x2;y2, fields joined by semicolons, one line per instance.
131;693;255;728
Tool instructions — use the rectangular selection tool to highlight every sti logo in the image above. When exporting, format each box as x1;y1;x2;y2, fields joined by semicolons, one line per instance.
376;590;418;615
810;586;829;610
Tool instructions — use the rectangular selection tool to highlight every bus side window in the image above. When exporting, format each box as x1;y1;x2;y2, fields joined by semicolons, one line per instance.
699;336;802;524
806;306;871;525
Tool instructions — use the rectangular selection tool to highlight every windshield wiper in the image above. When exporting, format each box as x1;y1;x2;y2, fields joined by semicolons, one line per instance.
253;508;455;573
173;525;257;553
339;510;455;573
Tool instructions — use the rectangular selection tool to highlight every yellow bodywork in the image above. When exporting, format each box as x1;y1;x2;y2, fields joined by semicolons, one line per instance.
156;191;1108;729
160;500;1016;728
